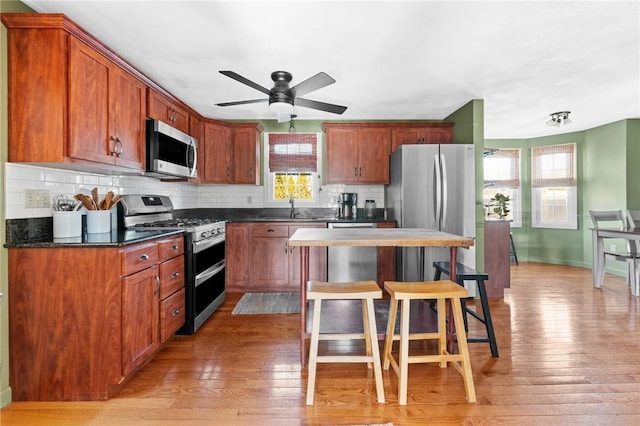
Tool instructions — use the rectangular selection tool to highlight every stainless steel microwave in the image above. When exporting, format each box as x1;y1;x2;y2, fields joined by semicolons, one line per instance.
145;119;197;178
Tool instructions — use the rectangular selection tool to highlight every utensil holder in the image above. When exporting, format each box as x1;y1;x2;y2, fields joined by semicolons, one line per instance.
86;210;111;233
53;211;83;238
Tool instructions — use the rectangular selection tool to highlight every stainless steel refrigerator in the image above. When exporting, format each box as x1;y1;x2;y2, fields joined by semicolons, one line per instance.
385;144;476;282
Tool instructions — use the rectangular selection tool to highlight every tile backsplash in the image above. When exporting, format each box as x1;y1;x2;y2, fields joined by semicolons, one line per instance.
3;163;385;219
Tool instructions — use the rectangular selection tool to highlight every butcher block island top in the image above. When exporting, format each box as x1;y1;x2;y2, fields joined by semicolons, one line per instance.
288;227;474;248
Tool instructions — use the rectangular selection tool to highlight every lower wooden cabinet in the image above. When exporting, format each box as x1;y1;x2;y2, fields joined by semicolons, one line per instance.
7;234;185;401
226;222;327;292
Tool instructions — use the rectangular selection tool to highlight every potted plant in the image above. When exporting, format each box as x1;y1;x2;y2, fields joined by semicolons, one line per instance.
488;192;511;219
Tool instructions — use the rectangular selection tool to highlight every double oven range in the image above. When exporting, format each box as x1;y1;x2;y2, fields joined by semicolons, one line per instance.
118;194;225;334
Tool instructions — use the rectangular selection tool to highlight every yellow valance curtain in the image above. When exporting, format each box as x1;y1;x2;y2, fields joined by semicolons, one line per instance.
268;133;317;173
531;143;576;188
484;148;520;189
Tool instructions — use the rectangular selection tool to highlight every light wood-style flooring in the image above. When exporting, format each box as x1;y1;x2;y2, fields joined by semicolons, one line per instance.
2;262;639;425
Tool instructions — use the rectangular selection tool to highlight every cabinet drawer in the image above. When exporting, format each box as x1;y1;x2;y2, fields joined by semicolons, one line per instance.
159;235;184;260
160;288;185;342
252;224;289;238
122;242;159;276
159;256;184;299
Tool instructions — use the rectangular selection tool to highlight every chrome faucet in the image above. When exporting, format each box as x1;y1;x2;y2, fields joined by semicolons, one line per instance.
289;193;298;218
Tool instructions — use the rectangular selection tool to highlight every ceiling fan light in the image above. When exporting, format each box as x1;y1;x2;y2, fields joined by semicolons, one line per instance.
270;101;294;114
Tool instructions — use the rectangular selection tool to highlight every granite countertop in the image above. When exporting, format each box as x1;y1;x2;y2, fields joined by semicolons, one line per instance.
5;228;184;249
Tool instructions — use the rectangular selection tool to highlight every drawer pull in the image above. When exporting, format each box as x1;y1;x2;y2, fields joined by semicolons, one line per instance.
172;309;181;317
172;244;179;250
139;254;150;261
172;272;180;279
268;229;274;232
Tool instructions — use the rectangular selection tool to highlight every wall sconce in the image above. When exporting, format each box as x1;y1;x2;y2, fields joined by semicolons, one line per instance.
546;111;572;127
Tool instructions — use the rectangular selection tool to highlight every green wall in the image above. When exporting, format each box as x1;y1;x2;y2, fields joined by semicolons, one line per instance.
487;118;640;275
446;100;486;271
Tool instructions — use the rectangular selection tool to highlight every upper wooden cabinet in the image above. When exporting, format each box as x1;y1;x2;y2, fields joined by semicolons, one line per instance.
68;38;146;170
200;121;262;185
390;123;453;153
2;14;147;172
230;122;263;185
147;89;190;135
202;121;232;183
324;124;391;184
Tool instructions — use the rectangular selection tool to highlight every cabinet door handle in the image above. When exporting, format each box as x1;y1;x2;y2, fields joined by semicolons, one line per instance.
172;272;180;279
114;137;123;157
284;242;288;253
226;167;230;178
110;135;118;156
154;275;160;295
139;254;150;261
359;167;362;177
354;167;358;177
249;166;253;177
172;309;181;317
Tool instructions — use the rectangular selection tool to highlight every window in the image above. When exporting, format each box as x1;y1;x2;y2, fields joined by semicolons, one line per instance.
483;148;521;227
531;143;577;229
264;133;322;206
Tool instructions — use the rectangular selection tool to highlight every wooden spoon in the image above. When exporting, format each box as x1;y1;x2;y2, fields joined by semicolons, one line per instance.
91;188;99;209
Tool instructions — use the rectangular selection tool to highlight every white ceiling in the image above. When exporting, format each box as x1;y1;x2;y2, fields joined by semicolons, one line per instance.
22;0;640;139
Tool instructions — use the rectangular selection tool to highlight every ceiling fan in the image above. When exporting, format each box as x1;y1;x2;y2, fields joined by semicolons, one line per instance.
215;70;347;122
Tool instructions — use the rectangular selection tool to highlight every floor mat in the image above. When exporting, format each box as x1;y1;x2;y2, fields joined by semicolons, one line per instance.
232;292;300;314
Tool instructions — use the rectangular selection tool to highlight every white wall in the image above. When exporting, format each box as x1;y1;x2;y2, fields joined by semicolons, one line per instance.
4;163;385;218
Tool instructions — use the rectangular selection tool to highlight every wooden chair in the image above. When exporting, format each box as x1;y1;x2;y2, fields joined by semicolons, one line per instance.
305;280;385;405
382;280;476;405
589;210;640;295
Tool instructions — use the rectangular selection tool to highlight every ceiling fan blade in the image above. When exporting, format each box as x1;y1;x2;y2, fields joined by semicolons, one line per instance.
216;98;268;107
277;113;291;123
219;71;271;95
291;72;336;97
295;98;347;115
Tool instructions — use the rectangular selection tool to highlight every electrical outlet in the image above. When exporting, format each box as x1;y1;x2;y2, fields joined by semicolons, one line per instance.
246;196;252;204
25;189;50;208
610;244;616;252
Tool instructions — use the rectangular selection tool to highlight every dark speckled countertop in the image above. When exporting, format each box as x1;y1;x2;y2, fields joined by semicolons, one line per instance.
5;216;184;248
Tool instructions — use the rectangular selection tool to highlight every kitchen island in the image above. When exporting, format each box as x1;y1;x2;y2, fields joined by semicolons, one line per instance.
288;227;474;365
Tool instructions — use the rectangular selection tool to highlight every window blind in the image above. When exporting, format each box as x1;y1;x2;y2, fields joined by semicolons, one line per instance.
268;133;318;172
531;143;576;187
484;148;520;189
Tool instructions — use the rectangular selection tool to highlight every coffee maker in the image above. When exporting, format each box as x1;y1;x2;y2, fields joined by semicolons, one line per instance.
338;193;358;219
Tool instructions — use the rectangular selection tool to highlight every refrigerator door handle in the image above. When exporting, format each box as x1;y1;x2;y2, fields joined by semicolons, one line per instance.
440;153;448;229
433;154;442;227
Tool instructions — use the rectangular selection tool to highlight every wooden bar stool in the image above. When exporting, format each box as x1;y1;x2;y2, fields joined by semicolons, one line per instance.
433;261;499;358
305;280;385;405
382;280;476;405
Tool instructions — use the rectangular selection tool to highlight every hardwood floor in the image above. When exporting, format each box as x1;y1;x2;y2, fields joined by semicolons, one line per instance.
2;262;639;425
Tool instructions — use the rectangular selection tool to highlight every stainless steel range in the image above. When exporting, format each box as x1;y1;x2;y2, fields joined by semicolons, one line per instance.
119;194;225;334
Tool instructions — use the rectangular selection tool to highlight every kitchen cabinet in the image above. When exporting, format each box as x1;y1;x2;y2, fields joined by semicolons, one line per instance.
69;37;146;170
200;121;262;185
7;234;185;401
231;123;263;185
2;14;147;172
484;221;511;298
390;123;453;153
226;223;251;289
324;124;391;184
202;121;232;183
226;222;326;292
148;89;190;135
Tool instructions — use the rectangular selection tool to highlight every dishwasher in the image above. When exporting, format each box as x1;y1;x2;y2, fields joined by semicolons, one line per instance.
327;222;377;282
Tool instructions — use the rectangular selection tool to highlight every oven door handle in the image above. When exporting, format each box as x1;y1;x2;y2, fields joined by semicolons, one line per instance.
193;234;225;253
195;260;225;287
